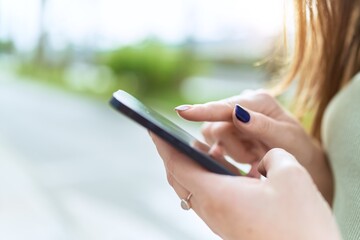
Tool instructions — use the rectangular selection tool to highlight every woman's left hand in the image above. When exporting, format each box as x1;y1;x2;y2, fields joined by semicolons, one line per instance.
150;133;340;240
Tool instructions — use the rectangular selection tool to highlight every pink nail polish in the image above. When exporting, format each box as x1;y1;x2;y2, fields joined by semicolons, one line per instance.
175;105;192;111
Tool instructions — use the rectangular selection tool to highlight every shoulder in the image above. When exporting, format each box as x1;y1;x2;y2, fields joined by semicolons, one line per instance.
322;71;360;149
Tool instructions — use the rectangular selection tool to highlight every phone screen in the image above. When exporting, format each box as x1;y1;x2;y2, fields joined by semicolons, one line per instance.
110;90;236;176
113;91;196;144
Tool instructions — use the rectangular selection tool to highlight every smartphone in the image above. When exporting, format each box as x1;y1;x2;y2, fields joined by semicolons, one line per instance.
110;90;236;176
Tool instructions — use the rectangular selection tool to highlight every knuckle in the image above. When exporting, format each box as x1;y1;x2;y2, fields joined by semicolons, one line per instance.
253;91;275;104
257;91;273;101
267;148;294;162
267;148;308;178
201;122;212;138
209;124;219;139
268;148;287;155
284;164;308;181
201;124;215;145
256;116;272;133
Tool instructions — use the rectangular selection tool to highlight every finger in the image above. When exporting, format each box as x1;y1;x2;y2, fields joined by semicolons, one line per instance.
208;142;226;160
204;122;262;164
176;100;234;122
166;171;225;229
150;132;221;195
201;122;217;146
247;160;262;178
193;141;241;175
175;90;282;122
257;148;301;178
219;135;259;164
165;171;200;212
232;105;294;148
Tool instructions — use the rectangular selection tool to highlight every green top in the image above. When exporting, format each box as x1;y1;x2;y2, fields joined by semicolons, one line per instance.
322;73;360;240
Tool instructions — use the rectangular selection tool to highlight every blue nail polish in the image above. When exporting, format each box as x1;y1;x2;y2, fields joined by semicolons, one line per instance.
235;105;250;123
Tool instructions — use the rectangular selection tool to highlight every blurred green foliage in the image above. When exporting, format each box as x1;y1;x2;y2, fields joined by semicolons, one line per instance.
17;61;66;86
0;40;14;53
100;40;200;99
15;40;203;108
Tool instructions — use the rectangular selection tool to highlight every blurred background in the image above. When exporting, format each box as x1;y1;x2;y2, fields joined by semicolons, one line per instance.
0;0;291;239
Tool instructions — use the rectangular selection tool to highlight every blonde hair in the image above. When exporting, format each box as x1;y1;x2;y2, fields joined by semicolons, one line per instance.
279;0;360;140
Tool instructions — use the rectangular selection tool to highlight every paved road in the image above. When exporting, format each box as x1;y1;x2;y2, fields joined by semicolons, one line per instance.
0;71;218;240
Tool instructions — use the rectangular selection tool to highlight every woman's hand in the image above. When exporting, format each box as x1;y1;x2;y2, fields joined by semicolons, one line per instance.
150;134;341;240
175;90;333;203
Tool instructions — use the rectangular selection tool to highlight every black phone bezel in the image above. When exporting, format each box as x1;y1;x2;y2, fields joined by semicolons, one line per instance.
110;91;235;176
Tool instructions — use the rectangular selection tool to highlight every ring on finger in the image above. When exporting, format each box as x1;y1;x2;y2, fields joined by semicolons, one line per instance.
180;193;193;210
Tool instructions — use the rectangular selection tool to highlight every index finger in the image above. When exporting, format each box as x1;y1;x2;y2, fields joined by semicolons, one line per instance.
176;98;236;122
176;90;278;122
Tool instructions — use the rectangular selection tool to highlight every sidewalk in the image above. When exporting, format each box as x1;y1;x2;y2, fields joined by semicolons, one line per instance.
0;140;71;240
0;71;218;240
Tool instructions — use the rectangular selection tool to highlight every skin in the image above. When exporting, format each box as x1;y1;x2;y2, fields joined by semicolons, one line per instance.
176;90;334;204
149;90;341;239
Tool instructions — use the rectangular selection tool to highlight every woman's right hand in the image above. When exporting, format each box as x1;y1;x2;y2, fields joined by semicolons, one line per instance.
175;90;334;203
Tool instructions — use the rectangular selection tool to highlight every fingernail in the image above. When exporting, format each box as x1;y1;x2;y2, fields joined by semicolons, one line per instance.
175;105;192;111
235;105;250;123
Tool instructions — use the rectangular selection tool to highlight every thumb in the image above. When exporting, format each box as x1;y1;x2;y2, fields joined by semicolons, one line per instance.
257;148;302;178
232;104;288;147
